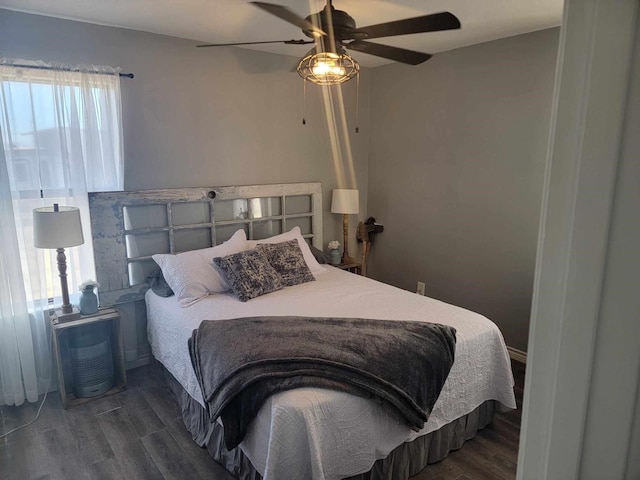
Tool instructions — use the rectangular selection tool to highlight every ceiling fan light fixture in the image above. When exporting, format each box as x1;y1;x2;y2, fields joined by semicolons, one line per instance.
297;51;359;85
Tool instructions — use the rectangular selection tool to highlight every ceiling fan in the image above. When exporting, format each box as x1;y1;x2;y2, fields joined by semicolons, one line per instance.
197;1;461;85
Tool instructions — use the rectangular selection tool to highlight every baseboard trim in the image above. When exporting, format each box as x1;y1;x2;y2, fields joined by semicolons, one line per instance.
507;346;528;364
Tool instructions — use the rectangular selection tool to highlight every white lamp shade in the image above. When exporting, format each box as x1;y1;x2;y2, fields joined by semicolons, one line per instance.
331;189;359;214
33;206;84;249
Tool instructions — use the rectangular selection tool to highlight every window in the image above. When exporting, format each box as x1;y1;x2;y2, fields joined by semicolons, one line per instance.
0;64;123;303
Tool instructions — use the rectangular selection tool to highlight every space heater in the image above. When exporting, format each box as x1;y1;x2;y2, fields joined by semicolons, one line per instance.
69;323;114;398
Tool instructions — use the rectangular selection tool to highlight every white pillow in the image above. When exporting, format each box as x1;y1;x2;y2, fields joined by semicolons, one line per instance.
245;226;324;275
153;229;247;307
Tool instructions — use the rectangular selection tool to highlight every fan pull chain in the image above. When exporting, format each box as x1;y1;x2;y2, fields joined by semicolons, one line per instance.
355;71;360;133
302;79;307;125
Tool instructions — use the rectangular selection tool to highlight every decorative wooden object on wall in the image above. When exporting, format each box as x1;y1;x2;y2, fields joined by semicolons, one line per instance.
356;217;384;277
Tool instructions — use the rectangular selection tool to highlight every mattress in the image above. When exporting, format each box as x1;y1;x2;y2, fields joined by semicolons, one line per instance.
146;266;516;480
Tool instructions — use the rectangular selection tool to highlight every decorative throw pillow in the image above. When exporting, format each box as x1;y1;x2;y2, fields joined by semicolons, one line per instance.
257;240;315;287
213;249;285;302
309;245;330;264
147;269;174;297
245;226;324;275
152;229;247;307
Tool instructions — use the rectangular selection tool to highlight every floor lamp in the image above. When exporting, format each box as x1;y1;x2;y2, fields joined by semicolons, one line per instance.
331;189;359;264
33;204;85;322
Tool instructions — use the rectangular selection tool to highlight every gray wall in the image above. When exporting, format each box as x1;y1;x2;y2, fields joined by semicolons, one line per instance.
1;8;559;352
367;29;559;351
0;9;370;250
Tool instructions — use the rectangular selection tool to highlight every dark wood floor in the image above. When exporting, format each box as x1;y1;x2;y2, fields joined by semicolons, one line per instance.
411;360;525;480
0;360;525;480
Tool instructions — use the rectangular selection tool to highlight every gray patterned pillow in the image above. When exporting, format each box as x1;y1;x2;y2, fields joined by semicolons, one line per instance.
257;240;316;287
213;249;284;302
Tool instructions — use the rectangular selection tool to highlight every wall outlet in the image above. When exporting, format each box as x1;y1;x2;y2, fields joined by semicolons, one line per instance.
416;281;426;296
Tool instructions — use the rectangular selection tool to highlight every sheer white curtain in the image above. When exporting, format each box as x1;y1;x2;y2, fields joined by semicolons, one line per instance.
0;135;39;406
0;60;123;406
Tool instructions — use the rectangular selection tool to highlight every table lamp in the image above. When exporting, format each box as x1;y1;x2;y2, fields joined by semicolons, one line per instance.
33;204;84;322
331;189;359;264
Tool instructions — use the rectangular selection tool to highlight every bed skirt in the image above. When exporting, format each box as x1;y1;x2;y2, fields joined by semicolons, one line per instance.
165;369;499;480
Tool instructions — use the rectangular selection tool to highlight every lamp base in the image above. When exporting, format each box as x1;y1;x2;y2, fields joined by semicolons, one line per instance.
54;307;81;324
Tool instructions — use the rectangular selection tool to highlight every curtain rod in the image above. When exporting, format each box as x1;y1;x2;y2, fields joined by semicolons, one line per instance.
7;63;134;78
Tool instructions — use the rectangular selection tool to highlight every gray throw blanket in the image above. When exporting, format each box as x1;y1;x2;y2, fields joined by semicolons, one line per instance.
188;316;456;450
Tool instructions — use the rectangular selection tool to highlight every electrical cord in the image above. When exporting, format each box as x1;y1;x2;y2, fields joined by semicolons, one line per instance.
0;388;49;439
0;323;53;439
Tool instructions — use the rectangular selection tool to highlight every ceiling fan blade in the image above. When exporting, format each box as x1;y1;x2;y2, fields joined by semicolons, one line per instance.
250;2;326;37
352;12;460;40
197;39;314;48
345;41;432;65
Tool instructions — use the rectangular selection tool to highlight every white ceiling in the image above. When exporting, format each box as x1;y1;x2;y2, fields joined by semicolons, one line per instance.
0;0;563;67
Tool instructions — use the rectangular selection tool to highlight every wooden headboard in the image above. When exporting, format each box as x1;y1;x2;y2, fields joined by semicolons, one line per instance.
89;182;323;306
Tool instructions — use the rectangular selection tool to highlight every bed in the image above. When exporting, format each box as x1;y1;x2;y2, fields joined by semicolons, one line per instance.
88;183;516;480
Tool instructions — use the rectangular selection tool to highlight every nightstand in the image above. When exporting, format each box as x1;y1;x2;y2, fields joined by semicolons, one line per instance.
332;262;363;275
51;307;126;408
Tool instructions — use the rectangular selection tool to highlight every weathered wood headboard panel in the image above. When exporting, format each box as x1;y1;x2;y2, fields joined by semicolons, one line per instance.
89;182;323;306
88;182;323;368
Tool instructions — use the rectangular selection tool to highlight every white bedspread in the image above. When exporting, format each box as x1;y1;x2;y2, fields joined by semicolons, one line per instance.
146;266;516;480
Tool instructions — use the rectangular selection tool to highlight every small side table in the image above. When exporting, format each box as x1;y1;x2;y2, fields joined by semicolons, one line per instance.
332;262;363;275
51;307;126;408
